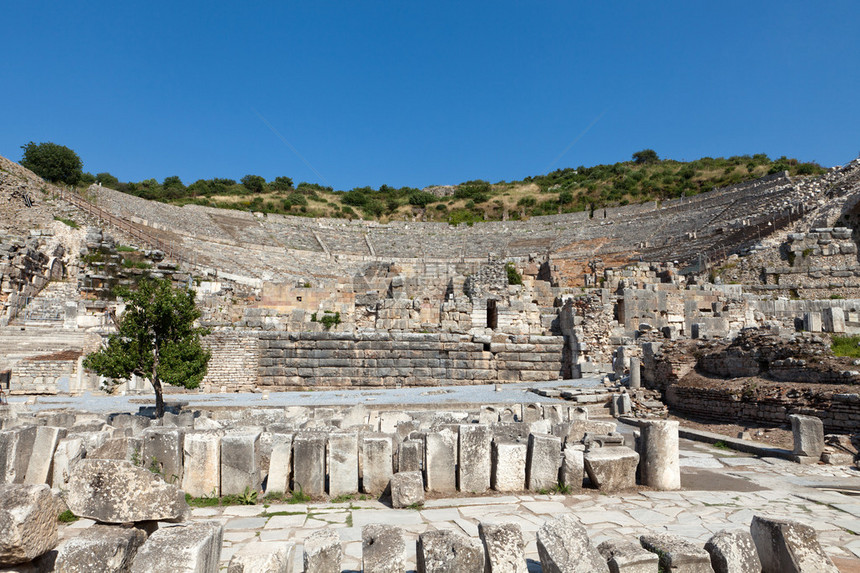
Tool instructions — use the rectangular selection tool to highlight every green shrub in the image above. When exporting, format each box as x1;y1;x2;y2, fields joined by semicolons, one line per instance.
20;141;83;185
506;263;523;285
831;335;860;358
57;510;79;523
53;216;79;229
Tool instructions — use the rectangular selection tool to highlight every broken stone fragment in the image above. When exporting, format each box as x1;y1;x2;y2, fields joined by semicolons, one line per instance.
390;471;424;508
303;529;342;573
536;514;608;573
584;446;639;492
703;530;761;573
478;522;527;573
227;541;293;573
362;524;405;573
66;459;187;523
417;529;485;573
0;484;57;567
639;533;714;572
130;521;223;573
749;515;838;573
597;539;659;573
54;524;146;573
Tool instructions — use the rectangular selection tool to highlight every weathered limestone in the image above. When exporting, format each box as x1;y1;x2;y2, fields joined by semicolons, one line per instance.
303;529;342;573
559;447;584;491
526;433;562;491
822;307;845;333
639;534;715;573
417;530;485;573
398;439;423;473
390;471;424;508
491;440;526;491
265;433;293;495
522;404;543;423
478;522;527;573
0;484;57;567
629;357;641;389
292;433;326;496
789;415;824;460
610;393;632;417
639;420;680;490
227;541;294;573
141;427;185;484
89;437;142;464
362;435;394;495
803;312;822;333
458;424;491;493
425;428;457;493
54;525;146;573
536;514;609;573
66;459;187;523
182;432;221;498
704;530;761;573
23;426;63;485
327;432;358;497
597;539;660;573
584;447;639;492
362;524;405;573
51;437;84;489
220;429;261;496
130;521;223;573
750;515;838;573
109;414;151;436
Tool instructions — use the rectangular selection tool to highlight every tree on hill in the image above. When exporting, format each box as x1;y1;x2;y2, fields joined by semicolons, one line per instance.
271;176;294;191
20;141;83;185
83;278;211;418
632;149;660;164
241;174;267;193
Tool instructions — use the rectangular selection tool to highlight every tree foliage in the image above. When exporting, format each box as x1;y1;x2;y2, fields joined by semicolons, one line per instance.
20;141;83;185
632;149;660;164
83;278;210;418
241;174;267;193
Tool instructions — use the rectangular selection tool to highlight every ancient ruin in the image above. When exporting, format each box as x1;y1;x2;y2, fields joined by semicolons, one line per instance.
2;152;860;571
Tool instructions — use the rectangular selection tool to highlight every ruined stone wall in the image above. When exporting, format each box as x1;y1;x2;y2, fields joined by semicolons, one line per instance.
10;352;80;394
201;330;260;392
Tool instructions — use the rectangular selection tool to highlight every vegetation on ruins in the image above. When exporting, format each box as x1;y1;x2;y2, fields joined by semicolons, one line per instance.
506;263;523;285
20;141;83;186
830;335;860;358
65;149;825;225
82;278;211;418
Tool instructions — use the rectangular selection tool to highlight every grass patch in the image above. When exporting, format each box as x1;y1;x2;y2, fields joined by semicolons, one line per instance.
57;510;79;523
53;216;79;228
330;493;356;504
122;259;151;269
712;441;731;450
261;509;305;517
116;245;137;252
831;335;860;358
185;492;220;507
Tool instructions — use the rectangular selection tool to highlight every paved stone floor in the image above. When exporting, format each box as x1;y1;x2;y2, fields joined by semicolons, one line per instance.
57;436;860;572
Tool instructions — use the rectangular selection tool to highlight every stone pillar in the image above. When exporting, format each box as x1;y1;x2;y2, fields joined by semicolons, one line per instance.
559;447;584;492
629;357;641;389
458;424;491;493
610;393;632;417
361;435;393;495
220;429;261;496
526;433;562;491
327;432;358;497
425;428;457;493
398;439;423;473
293;433;326;496
639;420;680;490
183;431;221;498
24;426;64;485
789;414;824;461
491;440;526;492
822;307;846;333
265;433;292;495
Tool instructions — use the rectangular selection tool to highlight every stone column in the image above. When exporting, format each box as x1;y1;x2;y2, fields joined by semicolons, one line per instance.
629;357;641;389
639;420;680;490
790;414;824;460
327;432;358;497
458;424;491;493
361;435;393;495
425;428;457;493
293;433;326;496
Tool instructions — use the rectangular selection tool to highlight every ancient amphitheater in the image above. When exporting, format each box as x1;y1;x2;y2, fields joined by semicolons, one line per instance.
2;153;860;572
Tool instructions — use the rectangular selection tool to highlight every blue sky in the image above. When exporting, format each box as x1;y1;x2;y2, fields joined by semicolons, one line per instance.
2;1;858;190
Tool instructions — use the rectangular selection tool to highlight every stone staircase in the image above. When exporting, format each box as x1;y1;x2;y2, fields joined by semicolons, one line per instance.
10;280;79;327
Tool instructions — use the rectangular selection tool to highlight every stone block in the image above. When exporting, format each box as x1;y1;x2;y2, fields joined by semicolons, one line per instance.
478;522;527;573
227;541;294;573
220;429;261;496
51;438;84;490
803;312;821;333
292;433;326;496
822;307;845;333
265;433;293;495
67;459;187;523
749;515;838;573
536;514;608;573
629;357;641;389
398;439;423;473
54;524;146;573
526;433;562;491
362;524;405;573
610;394;632;417
130;521;223;573
109;414;151;436
789;415;824;458
560;448;584;491
425;428;457;493
0;484;57;567
362;435;394;495
458;424;491;493
639;534;714;572
584;446;639;492
182;432;221;498
390;471;424;508
491;440;526;492
522;404;543;423
141;427;185;485
327;432;358;497
23;427;63;485
704;530;760;573
597;539;659;573
639;420;680;491
303;529;342;573
417;530;484;573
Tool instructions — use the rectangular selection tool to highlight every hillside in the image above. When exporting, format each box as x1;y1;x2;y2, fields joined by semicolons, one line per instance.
82;152;825;225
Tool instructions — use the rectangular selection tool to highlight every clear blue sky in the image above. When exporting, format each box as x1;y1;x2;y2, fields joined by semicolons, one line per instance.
2;1;858;191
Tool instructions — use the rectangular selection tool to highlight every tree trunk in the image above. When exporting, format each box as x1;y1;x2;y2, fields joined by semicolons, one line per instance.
153;377;164;418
